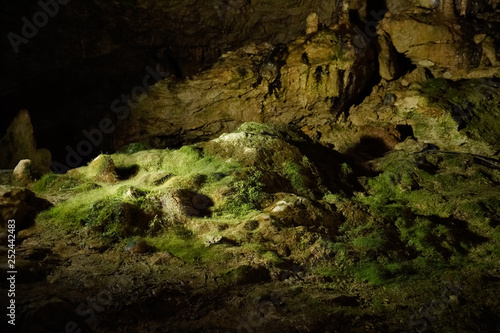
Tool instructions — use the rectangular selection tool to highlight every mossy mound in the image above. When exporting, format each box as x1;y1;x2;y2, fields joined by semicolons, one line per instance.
34;123;346;268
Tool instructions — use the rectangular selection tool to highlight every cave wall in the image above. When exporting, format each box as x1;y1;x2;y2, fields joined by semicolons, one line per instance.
0;0;344;166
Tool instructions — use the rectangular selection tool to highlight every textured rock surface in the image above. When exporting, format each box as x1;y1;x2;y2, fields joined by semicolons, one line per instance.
114;25;375;149
12;159;36;186
0;110;52;175
324;77;500;158
378;5;500;79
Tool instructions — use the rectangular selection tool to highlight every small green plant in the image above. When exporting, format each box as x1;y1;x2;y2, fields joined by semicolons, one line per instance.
340;162;353;177
220;168;265;216
285;162;307;193
354;261;388;285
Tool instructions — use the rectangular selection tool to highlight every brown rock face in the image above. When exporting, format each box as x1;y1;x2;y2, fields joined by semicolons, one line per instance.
0;110;52;175
378;4;500;80
114;25;375;149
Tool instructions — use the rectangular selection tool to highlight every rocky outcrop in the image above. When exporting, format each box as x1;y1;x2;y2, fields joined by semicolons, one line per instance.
324;77;500;158
12;159;36;186
0;110;52;175
0;186;51;232
378;4;500;80
114;25;375;149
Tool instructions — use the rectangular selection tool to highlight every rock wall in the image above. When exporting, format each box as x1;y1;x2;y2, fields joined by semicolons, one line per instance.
113;24;375;149
378;0;500;80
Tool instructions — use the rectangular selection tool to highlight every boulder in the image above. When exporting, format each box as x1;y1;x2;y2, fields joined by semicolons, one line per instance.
378;30;401;80
0;185;52;232
85;155;118;183
12;159;36;186
306;13;319;34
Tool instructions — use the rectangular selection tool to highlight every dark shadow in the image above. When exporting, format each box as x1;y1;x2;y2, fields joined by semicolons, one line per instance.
427;215;489;258
395;51;417;76
414;155;439;175
293;139;376;196
190;192;214;217
115;165;140;180
489;219;500;228
346;136;392;161
396;124;414;141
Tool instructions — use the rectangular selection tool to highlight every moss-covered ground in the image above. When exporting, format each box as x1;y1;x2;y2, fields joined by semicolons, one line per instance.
24;121;500;332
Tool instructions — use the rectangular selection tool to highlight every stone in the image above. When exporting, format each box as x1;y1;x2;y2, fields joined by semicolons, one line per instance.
12;159;36;186
0;110;52;175
385;0;416;14
378;31;400;80
401;67;429;86
87;155;118;183
0;185;52;232
325;77;500;158
306;13;319;34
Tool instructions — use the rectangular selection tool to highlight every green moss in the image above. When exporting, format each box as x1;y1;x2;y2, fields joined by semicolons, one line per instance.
351;233;386;252
419;78;500;154
146;232;217;263
32;173;86;194
354;261;388;285
284;161;306;193
32;173;59;193
39;186;115;231
217;167;265;217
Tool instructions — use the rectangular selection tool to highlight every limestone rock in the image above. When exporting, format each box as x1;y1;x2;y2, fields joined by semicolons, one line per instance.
114;25;375;150
379;9;500;79
0;110;52;175
401;67;429;86
306;13;319;34
385;0;416;14
378;31;401;80
0;185;52;232
12;159;36;186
